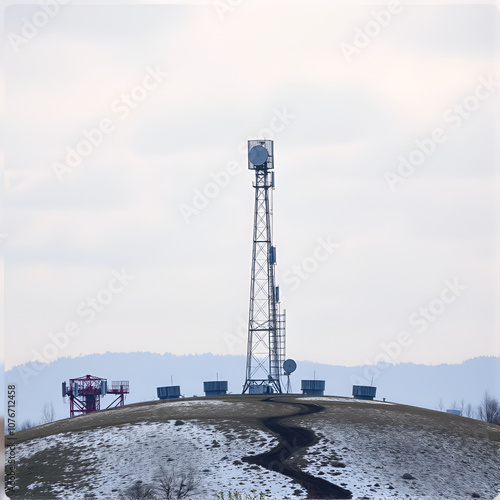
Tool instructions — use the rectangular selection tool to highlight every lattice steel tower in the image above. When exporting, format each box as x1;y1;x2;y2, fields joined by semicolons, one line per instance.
243;140;285;394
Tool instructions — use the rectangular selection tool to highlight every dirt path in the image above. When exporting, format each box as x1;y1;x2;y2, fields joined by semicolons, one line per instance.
242;397;352;499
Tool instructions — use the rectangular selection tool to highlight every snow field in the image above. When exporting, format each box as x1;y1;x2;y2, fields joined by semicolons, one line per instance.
302;419;499;499
14;419;306;499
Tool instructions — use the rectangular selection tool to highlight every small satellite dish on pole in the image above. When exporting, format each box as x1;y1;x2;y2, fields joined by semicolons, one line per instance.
283;359;297;394
283;359;297;374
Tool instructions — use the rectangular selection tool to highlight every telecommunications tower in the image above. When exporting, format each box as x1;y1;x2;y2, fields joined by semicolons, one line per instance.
242;140;286;394
62;374;129;417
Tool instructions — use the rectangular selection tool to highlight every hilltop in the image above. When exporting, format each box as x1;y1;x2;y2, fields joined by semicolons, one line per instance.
7;394;499;499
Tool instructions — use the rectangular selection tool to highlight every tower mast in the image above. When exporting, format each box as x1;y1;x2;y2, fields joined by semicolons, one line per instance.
243;140;284;394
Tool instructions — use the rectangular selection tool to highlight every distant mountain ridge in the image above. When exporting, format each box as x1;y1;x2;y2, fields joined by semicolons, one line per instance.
5;353;499;425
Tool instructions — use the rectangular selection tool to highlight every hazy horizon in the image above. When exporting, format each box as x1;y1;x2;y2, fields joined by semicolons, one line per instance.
7;349;498;372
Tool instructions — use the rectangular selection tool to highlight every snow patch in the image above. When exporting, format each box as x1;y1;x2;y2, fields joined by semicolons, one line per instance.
158;399;236;407
13;420;306;499
301;419;499;499
299;396;394;404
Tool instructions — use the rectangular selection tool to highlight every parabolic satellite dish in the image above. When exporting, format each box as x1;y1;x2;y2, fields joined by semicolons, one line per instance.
283;359;297;374
248;145;269;166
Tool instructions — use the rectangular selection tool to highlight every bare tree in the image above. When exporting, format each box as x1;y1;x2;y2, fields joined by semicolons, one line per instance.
156;465;200;499
215;493;265;500
459;398;466;415
41;402;55;424
463;402;475;419
477;392;499;425
437;398;444;411
18;419;36;431
119;481;155;500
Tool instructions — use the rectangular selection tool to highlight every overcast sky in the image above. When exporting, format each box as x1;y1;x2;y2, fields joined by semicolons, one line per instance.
2;1;499;371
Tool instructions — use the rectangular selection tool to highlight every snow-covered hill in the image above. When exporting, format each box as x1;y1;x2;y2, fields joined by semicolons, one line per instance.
7;395;499;499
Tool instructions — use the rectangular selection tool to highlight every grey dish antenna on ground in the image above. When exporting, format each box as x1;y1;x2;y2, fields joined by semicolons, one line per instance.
283;359;297;374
